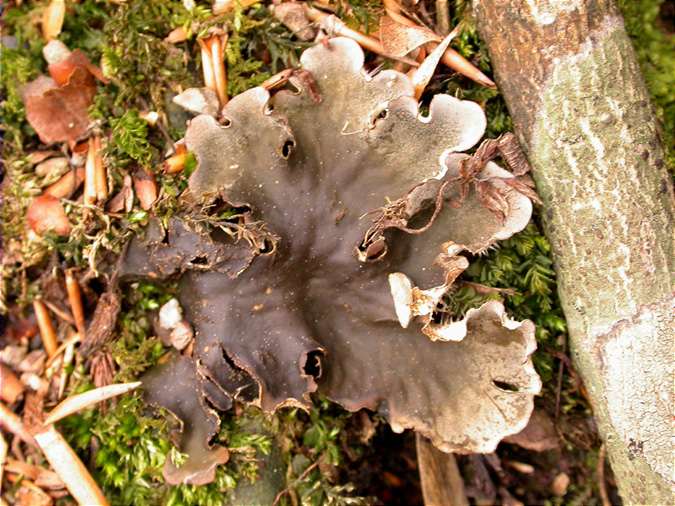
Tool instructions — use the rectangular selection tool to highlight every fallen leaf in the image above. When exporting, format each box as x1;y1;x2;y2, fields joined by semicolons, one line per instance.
411;29;457;99
22;71;96;146
106;174;134;213
272;3;317;41
43;167;85;199
42;0;65;41
23;42;105;146
379;15;440;57
503;409;559;452
0;363;25;404
26;195;71;236
133;169;158;210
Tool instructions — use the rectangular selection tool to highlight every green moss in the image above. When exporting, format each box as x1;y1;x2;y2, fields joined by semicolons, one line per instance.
109;110;154;168
619;0;675;168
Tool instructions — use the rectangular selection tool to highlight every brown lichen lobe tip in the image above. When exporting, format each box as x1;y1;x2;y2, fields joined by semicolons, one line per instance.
129;36;541;482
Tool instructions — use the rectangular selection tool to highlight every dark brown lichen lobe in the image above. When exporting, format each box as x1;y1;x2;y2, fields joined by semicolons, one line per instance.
126;37;541;482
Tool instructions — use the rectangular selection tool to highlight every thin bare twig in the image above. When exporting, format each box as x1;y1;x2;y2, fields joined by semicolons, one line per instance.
0;432;7;494
435;0;450;35
272;459;321;506
33;300;58;358
65;269;86;338
598;443;611;506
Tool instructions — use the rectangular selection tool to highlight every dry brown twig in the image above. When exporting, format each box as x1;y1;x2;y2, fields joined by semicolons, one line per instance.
44;331;81;370
0;432;7;494
41;299;74;326
56;340;76;400
84;135;107;206
65;270;86;338
304;6;420;67
198;31;229;107
598;443;611;506
383;0;495;87
435;0;450;35
33;300;58;358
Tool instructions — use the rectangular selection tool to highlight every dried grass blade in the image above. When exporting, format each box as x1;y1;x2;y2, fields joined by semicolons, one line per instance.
0;402;37;447
34;425;109;506
42;0;65;41
93;136;108;201
198;38;216;92
44;382;141;425
0;432;7;493
412;28;457;99
84;137;98;206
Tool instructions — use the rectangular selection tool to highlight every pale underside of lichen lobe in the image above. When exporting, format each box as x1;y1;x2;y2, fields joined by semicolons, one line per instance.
128;37;540;483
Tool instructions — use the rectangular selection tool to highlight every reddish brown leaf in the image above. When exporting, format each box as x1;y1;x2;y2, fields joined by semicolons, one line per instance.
379;15;440;57
26;194;71;236
22;68;96;145
503;409;559;452
133;169;158;210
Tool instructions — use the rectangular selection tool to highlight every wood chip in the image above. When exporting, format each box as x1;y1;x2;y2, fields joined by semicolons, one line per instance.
416;434;468;506
79;288;120;357
0;363;25;404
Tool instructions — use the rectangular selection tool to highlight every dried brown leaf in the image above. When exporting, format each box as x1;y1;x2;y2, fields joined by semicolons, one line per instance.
133;169;158;210
26;195;71;236
379;15;440;57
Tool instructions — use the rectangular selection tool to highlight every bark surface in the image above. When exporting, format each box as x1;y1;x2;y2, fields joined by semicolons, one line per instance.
473;1;674;503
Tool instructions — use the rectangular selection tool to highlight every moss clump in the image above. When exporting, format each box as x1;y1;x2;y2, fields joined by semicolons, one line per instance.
618;0;675;168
